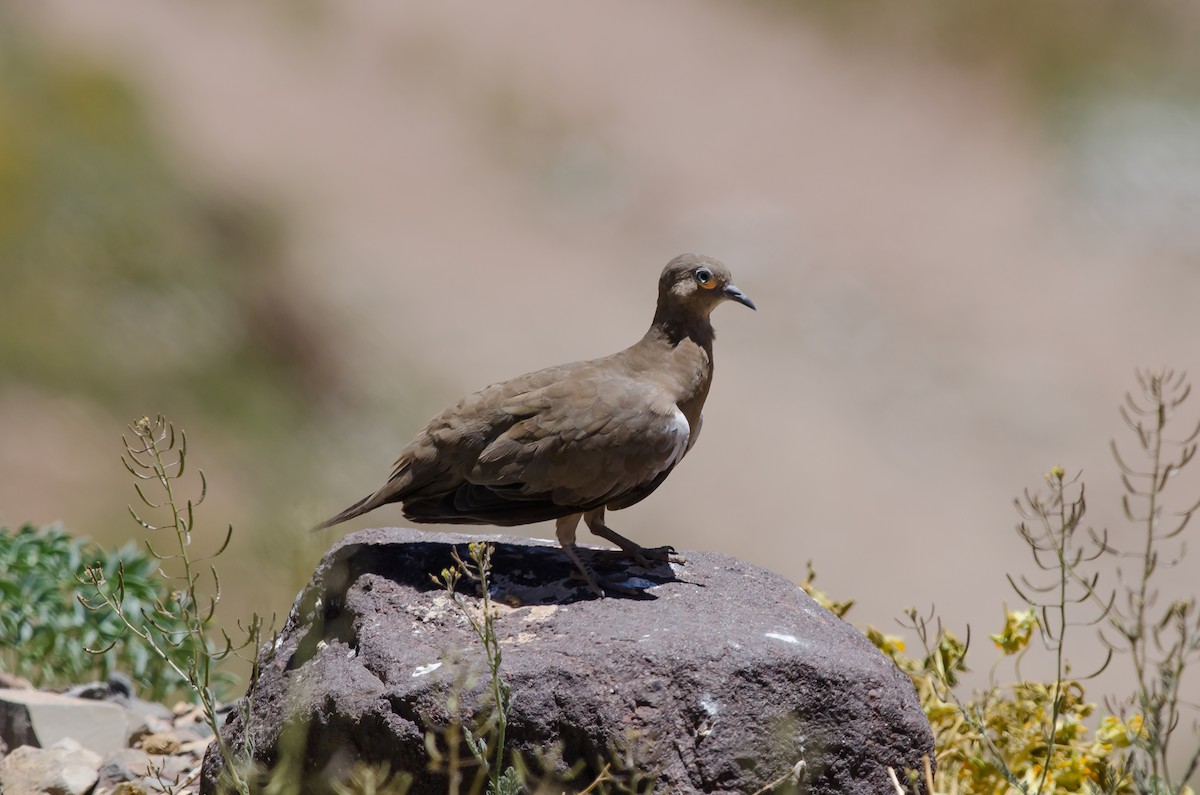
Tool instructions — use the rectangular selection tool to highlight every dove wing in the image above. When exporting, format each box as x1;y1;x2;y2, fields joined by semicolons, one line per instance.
471;375;691;505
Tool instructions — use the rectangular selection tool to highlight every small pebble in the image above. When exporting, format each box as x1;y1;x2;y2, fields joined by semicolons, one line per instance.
139;732;181;755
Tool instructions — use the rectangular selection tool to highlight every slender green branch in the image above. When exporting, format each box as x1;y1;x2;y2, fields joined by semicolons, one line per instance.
434;542;513;794
78;416;270;794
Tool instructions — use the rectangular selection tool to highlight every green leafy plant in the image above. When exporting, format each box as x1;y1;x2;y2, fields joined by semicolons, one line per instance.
0;522;199;700
78;415;268;795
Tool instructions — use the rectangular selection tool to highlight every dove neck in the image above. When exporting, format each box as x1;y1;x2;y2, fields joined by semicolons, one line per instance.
640;312;714;431
647;308;715;352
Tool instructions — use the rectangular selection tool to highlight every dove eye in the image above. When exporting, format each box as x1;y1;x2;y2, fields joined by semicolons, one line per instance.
694;268;716;288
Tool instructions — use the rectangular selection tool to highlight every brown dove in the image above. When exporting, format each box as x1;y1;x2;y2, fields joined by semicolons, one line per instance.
318;253;755;596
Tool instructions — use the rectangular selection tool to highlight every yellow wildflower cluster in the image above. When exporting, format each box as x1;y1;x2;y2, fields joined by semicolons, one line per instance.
864;610;1138;794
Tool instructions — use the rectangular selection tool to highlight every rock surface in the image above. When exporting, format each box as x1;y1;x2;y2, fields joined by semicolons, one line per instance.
0;692;214;795
202;527;933;794
0;739;102;795
0;688;131;757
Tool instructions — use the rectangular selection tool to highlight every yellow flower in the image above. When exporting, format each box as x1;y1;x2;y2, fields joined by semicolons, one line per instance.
866;626;906;657
990;607;1039;655
1097;714;1142;748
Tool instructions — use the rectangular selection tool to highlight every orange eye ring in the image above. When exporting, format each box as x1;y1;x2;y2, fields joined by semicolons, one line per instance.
694;268;717;289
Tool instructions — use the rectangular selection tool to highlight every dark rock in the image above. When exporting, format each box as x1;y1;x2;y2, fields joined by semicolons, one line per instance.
201;528;932;794
62;681;111;700
107;673;135;700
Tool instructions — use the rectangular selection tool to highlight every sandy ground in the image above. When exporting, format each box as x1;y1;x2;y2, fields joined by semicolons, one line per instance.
10;1;1200;706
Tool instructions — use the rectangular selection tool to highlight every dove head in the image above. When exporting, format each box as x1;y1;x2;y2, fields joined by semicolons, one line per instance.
656;254;756;322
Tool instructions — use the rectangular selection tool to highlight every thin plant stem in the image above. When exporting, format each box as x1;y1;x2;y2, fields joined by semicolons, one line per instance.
80;416;266;794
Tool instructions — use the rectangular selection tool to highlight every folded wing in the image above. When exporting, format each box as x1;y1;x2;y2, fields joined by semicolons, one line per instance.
402;374;691;524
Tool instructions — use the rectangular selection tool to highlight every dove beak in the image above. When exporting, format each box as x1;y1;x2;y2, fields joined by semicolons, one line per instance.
723;284;756;311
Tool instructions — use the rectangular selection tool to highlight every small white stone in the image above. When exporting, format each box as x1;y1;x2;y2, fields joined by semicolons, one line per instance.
765;632;799;644
411;662;442;678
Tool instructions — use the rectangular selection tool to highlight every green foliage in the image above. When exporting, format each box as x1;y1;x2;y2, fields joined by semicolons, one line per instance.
0;522;198;700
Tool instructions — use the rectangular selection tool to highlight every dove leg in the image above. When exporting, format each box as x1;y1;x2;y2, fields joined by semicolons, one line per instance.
556;513;606;597
556;513;642;598
583;508;679;567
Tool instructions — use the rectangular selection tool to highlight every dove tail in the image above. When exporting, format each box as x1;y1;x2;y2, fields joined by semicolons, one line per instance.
313;492;385;531
314;461;425;531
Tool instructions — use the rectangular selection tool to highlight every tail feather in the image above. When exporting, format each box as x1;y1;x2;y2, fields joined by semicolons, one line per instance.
314;461;448;532
313;492;388;531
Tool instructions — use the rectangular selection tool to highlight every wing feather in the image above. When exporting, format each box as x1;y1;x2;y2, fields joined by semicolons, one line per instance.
469;376;690;507
358;363;692;525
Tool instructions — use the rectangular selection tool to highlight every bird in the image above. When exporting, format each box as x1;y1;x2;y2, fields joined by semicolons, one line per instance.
317;253;755;596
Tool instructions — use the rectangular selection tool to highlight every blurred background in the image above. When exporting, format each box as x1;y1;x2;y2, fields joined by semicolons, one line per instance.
4;0;1200;709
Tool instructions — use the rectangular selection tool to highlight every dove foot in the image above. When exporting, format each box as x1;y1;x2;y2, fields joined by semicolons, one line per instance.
632;544;685;566
582;508;682;569
588;543;683;568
